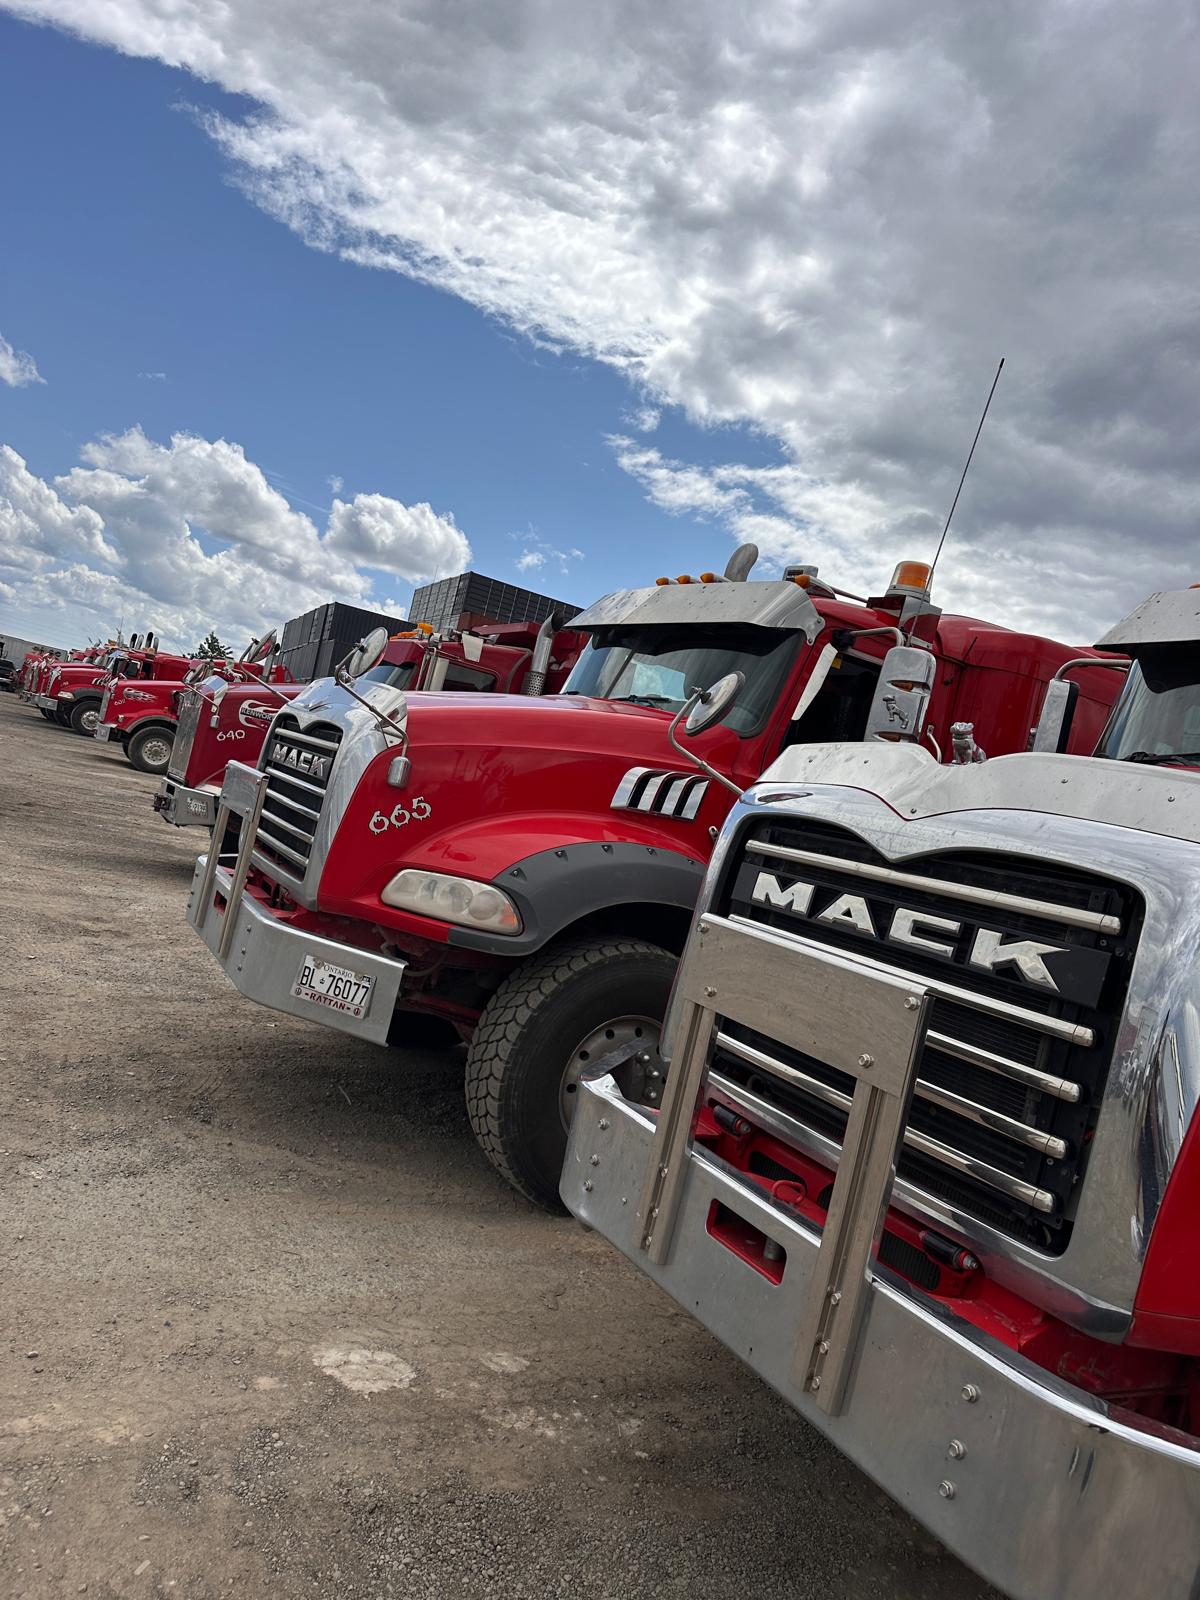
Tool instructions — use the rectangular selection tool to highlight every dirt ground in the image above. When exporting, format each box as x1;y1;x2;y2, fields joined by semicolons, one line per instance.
0;691;997;1600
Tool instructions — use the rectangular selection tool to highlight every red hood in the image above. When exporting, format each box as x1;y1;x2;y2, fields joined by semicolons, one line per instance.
52;663;112;689
317;691;743;927
180;682;304;789
99;676;184;730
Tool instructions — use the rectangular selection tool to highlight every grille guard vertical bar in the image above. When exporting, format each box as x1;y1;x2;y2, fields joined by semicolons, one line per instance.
638;912;930;1415
193;761;269;954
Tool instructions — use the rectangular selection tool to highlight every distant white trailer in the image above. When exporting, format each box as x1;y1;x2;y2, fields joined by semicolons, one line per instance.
0;633;69;669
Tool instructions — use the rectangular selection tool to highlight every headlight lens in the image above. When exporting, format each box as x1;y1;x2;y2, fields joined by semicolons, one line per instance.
381;869;522;933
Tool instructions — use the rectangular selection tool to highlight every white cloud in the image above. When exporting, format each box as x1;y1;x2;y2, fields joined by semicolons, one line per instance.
137;370;166;380
326;492;469;580
511;528;584;581
623;405;660;434
0;430;471;649
0;330;44;387
7;0;1200;633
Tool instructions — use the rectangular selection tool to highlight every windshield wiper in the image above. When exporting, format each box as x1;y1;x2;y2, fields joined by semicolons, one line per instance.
1121;750;1200;766
611;694;676;707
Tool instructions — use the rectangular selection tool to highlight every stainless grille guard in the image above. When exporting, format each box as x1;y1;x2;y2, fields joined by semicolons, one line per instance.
637;910;931;1415
192;760;269;960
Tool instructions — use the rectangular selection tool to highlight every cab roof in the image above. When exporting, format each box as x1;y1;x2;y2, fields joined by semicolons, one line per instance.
1095;589;1200;651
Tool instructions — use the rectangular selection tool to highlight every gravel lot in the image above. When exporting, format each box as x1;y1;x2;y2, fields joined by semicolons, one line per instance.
0;692;996;1599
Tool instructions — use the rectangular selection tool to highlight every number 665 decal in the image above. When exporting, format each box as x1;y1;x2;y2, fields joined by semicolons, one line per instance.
368;797;432;834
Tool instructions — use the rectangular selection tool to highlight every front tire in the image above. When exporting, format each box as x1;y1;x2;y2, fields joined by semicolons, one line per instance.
126;724;175;775
464;938;674;1210
69;699;101;736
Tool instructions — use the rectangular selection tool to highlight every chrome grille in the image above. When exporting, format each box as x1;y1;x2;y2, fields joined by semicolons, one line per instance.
168;692;203;781
254;715;342;877
717;818;1141;1251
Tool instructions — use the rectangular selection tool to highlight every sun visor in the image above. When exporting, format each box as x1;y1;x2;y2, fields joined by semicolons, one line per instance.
570;581;823;639
1096;589;1200;650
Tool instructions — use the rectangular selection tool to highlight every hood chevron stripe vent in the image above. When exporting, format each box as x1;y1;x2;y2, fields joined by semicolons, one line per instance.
611;767;709;820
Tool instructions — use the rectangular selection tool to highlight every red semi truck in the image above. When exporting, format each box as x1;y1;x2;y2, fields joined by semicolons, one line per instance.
185;547;1123;1207
155;618;584;828
22;644;105;712
31;633;192;735
94;634;293;776
561;585;1200;1600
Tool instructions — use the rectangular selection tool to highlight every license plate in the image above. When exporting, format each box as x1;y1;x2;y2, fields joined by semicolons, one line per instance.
291;954;375;1019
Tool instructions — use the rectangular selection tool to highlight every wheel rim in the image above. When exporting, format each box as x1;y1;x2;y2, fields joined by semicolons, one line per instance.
80;708;100;734
559;1014;665;1131
141;736;173;769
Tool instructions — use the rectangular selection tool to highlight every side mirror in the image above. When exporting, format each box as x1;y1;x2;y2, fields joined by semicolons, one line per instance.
250;628;278;665
337;627;389;681
208;678;230;727
1030;677;1078;753
682;671;745;737
864;645;936;744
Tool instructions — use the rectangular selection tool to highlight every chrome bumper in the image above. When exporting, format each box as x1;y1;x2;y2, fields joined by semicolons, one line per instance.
186;761;406;1047
33;694;60;711
93;722;119;743
155;778;217;827
562;923;1200;1600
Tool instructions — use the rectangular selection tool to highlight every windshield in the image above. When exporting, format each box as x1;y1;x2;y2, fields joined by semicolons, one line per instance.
562;625;802;735
1096;650;1200;764
360;660;419;691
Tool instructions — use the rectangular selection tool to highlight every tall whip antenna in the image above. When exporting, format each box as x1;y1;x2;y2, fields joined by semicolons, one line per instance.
928;357;1005;587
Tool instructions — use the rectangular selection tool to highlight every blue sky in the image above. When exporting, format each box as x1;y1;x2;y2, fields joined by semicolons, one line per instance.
0;12;779;648
1;2;1196;650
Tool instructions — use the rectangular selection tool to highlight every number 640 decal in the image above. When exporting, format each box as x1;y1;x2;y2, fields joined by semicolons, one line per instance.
368;797;432;834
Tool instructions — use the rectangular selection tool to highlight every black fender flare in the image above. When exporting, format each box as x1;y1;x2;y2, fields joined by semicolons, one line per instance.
445;839;705;957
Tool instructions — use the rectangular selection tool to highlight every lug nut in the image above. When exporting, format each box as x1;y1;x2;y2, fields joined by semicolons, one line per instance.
939;1480;956;1500
947;1440;966;1459
961;1384;980;1403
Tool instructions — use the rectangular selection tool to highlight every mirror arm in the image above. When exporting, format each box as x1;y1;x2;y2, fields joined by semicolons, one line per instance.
333;666;409;747
667;694;744;799
1053;656;1130;683
832;625;909;652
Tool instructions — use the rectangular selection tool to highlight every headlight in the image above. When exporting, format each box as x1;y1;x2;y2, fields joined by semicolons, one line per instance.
381;869;522;933
57;691;74;700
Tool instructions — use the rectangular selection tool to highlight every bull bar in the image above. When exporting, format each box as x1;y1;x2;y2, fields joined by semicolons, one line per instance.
186;760;406;1047
561;910;1200;1600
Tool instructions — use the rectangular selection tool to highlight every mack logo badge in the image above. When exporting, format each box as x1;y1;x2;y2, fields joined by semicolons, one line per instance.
272;741;331;782
748;870;1109;1006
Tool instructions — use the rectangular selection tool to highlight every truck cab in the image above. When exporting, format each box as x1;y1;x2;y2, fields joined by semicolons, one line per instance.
34;635;191;735
155;623;577;828
560;585;1200;1600
187;548;1122;1208
95;633;294;776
